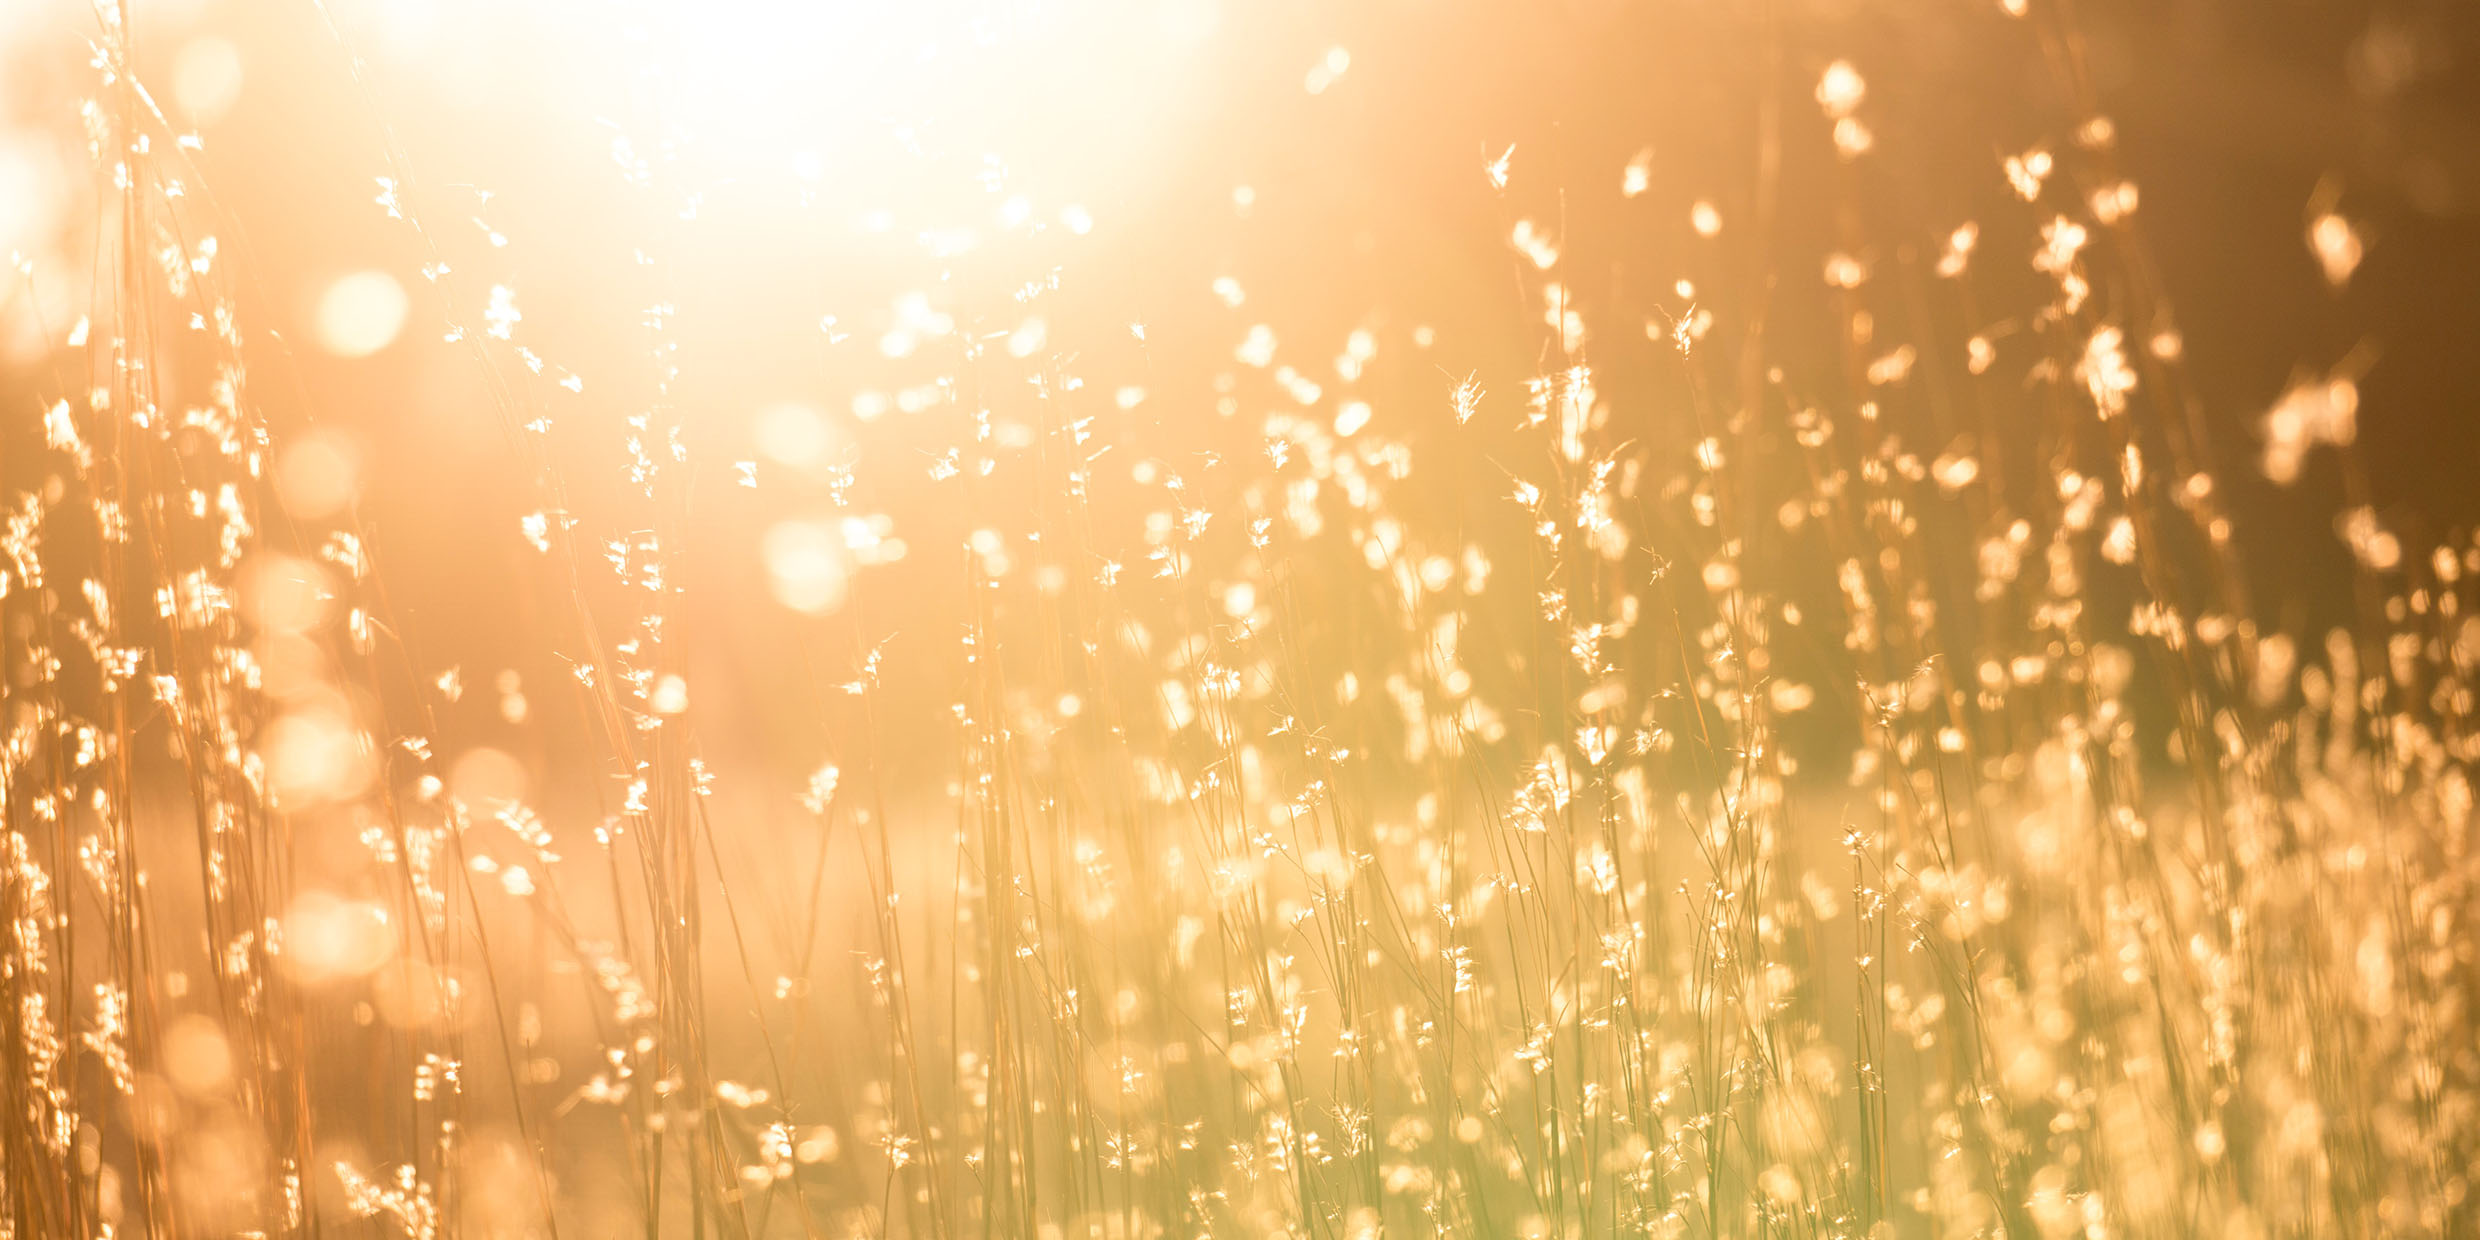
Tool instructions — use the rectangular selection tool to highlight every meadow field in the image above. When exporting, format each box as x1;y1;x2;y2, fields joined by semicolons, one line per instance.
0;1;2476;1236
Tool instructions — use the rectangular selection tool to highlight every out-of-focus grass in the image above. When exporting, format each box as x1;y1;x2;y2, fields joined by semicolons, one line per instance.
1;2;2473;1238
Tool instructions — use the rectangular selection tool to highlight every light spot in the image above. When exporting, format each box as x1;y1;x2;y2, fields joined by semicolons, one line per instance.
1305;46;1350;94
756;402;835;469
275;432;361;520
2309;212;2363;286
1621;148;1653;198
1007;317;1047;357
650;674;689;715
1815;61;1865;118
162;1015;235;1099
173;36;245;126
450;746;529;810
314;270;409;358
278;892;396;982
239;554;332;635
764;519;851;614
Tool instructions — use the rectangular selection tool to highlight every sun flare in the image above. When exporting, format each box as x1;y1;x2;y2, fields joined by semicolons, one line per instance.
1;0;2476;1237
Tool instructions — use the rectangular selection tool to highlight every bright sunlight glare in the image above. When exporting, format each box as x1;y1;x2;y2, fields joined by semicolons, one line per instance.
2;0;2474;1235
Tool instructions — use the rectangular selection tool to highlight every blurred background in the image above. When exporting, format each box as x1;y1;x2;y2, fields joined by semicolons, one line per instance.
3;0;2478;1231
4;1;2476;775
0;0;2472;941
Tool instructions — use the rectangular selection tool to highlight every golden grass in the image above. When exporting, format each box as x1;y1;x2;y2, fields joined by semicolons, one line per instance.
0;2;2468;1238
